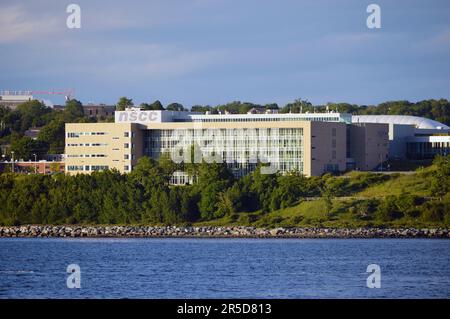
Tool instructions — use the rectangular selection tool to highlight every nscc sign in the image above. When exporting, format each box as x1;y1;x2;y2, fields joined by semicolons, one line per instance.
115;110;161;123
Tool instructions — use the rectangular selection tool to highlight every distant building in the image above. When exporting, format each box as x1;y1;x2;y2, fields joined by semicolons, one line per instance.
24;127;42;140
84;104;115;118
0;160;65;174
247;107;279;114
0;91;34;110
53;103;116;119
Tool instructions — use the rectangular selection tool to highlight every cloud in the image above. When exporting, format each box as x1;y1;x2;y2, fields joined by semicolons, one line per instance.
426;27;450;51
0;4;60;43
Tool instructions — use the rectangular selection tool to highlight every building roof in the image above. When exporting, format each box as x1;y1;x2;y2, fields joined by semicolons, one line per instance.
352;115;450;130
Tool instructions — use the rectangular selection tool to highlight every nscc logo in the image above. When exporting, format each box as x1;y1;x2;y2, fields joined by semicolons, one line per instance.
116;110;161;123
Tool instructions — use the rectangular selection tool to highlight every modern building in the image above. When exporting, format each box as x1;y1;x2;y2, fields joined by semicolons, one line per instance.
352;115;450;159
65;110;389;180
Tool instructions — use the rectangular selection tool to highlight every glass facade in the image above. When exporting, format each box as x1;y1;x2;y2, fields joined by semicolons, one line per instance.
144;128;304;178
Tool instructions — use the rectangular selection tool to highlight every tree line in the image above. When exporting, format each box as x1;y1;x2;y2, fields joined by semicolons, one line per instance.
1;155;449;227
1;97;449;162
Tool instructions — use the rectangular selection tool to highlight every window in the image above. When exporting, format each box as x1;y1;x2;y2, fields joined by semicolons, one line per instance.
124;154;129;160
332;150;336;159
85;165;90;171
124;132;129;137
67;165;83;171
91;165;108;171
332;128;337;137
124;143;129;148
124;165;129;171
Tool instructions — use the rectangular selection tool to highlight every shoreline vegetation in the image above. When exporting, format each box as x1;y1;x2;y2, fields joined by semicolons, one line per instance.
1;225;449;239
2;155;450;229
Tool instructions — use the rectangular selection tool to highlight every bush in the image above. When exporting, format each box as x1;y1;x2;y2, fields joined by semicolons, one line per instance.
377;196;403;221
422;201;445;222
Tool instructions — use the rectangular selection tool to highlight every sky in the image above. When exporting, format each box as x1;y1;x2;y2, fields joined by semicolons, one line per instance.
0;0;449;107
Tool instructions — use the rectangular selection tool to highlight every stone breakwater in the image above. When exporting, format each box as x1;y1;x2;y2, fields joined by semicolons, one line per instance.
0;225;449;238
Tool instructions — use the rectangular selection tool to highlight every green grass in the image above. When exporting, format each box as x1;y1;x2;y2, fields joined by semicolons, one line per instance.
355;172;431;198
195;166;448;229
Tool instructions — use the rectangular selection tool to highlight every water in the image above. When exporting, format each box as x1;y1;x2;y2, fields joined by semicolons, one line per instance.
0;238;449;298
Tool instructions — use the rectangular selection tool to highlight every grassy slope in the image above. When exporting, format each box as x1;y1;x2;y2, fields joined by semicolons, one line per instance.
195;166;445;229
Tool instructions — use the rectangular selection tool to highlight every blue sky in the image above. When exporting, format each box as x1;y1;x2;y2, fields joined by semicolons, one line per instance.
0;0;449;107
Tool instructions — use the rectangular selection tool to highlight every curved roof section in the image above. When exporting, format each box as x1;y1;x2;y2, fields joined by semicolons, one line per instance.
352;115;450;130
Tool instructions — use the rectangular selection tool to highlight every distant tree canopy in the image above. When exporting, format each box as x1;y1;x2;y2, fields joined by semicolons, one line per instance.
140;100;165;111
1;97;449;161
116;97;133;111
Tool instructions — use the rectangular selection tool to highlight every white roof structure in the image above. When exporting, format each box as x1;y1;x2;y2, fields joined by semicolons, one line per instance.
352;115;450;130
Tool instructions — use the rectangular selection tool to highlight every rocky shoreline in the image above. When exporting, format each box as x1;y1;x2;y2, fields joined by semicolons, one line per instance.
0;225;449;238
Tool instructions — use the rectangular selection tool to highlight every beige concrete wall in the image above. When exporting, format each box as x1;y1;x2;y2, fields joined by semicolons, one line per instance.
310;122;347;176
349;123;389;170
65;122;142;174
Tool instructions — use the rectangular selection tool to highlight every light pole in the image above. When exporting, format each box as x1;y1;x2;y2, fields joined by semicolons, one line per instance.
11;151;14;173
33;153;37;174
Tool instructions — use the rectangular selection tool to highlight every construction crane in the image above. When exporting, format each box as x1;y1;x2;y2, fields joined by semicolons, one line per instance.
31;89;75;101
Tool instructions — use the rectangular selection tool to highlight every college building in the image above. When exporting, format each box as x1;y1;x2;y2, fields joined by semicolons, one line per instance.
65;109;392;181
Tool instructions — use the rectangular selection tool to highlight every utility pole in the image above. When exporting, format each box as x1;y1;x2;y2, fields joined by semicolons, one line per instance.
33;153;37;173
11;151;14;173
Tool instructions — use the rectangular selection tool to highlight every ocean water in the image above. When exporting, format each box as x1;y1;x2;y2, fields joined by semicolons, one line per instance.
0;238;449;298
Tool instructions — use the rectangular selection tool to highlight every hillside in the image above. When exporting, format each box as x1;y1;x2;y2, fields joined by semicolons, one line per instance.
196;163;450;229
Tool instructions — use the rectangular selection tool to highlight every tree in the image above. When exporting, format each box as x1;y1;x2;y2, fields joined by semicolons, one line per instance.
116;97;133;111
10;136;48;160
16;100;51;132
64;99;84;119
280;99;313;113
250;164;278;213
270;172;307;210
430;155;450;200
37;119;65;154
195;161;234;219
166;103;185;111
320;177;338;216
376;196;403;221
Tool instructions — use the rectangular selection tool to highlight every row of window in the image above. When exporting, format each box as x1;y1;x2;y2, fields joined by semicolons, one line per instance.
192;117;342;123
67;165;109;171
67;154;107;158
67;132;107;138
67;143;108;147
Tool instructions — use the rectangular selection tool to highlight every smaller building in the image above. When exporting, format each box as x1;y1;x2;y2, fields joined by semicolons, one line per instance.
83;104;115;118
24;127;42;140
353;115;450;160
406;136;450;159
0;160;65;174
0;91;34;110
